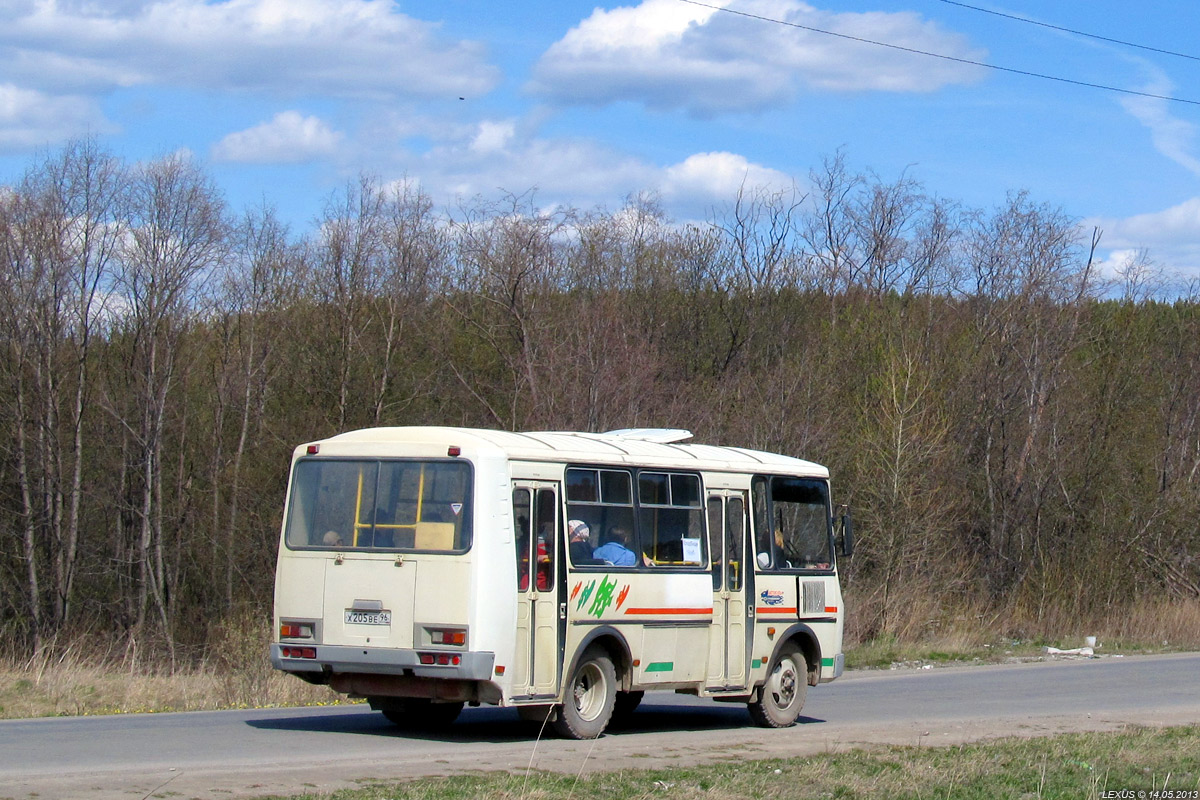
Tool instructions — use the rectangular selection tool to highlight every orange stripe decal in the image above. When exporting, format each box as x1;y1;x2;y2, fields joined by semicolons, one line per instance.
624;607;713;615
756;607;798;615
824;606;839;613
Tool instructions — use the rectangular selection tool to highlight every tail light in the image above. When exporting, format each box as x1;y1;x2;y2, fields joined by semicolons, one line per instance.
430;628;467;646
419;653;462;666
281;646;317;659
279;622;314;639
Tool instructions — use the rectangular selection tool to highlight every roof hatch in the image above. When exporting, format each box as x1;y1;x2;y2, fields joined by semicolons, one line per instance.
600;428;693;444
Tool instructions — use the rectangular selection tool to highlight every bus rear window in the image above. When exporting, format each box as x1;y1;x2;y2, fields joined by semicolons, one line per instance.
284;459;472;552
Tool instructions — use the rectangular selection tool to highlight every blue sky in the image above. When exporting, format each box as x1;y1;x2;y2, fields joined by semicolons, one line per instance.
3;0;1199;282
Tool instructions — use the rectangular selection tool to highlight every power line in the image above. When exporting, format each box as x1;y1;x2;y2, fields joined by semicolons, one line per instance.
935;0;1200;63
677;0;1200;107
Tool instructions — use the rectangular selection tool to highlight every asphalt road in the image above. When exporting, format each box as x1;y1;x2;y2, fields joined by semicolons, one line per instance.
2;652;1197;799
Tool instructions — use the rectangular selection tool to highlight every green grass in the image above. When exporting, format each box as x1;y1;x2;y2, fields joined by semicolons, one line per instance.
245;726;1200;800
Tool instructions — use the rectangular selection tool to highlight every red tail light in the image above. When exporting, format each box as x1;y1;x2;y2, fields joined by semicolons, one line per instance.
418;652;462;666
279;623;313;639
430;628;466;646
281;646;317;659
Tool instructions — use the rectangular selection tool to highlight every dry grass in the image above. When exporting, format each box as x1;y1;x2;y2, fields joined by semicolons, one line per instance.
845;596;1200;668
1094;596;1200;650
0;610;343;720
0;653;340;719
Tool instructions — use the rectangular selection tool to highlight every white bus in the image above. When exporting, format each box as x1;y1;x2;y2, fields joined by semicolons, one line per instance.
271;427;853;739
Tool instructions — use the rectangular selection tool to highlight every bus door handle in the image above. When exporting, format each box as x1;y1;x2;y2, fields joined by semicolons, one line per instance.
559;602;567;620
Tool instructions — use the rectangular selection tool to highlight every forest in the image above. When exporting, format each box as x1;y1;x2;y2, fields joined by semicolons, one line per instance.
3;138;1199;662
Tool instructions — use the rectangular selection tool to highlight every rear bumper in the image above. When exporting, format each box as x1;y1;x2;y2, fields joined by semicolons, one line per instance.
270;643;495;681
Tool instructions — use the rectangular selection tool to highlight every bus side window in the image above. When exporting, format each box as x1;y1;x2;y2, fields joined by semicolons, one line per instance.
751;476;773;569
706;498;722;590
513;489;532;591
726;496;744;591
534;488;557;591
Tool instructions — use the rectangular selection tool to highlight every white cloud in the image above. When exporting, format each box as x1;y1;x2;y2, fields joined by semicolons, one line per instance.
0;83;111;152
470;120;516;155
1120;70;1200;179
0;0;498;99
415;135;655;204
662;151;791;200
211;111;342;164
1088;197;1200;281
385;116;790;223
528;0;986;115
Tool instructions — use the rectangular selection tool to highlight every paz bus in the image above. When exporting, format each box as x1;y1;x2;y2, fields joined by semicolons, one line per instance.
271;426;853;739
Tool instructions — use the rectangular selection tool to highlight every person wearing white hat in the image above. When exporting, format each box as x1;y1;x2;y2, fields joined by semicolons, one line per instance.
568;519;594;564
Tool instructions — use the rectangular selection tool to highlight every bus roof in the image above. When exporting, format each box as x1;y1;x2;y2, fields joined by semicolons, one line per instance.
312;426;829;478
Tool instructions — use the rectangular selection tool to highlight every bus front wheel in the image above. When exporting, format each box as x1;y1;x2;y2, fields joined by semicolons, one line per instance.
748;645;808;728
552;646;616;739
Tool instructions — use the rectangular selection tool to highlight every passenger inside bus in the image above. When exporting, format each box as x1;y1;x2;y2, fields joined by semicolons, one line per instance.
593;525;637;566
515;516;531;590
755;528;787;568
534;524;552;589
568;519;600;564
516;526;552;591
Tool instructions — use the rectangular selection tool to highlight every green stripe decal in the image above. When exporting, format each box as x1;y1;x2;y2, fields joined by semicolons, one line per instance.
645;661;674;673
821;657;835;667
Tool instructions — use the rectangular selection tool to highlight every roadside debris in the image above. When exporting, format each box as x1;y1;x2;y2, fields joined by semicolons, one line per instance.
1042;646;1096;658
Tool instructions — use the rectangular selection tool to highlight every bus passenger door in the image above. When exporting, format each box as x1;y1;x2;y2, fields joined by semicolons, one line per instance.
706;491;750;689
511;483;561;699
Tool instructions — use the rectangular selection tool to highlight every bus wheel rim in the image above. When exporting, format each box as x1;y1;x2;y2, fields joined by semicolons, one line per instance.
769;657;798;708
573;662;605;721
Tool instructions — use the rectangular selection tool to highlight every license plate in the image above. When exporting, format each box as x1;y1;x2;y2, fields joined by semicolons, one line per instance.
345;610;391;625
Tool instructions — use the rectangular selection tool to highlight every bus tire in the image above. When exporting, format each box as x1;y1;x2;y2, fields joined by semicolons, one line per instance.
377;698;463;729
611;690;644;725
516;704;555;725
552;646;616;739
748;645;808;728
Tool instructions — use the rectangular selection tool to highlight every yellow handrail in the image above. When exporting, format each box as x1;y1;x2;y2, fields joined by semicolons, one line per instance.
353;467;366;546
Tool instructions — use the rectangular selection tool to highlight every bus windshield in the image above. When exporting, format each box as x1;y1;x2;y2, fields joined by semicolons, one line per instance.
284;459;472;552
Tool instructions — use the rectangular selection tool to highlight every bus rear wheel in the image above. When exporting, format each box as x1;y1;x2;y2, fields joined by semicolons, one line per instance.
748;645;808;728
552;646;616;739
611;689;644;724
374;697;463;729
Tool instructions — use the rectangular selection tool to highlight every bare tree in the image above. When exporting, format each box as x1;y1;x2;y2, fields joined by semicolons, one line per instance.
446;192;568;429
955;194;1098;595
853;339;965;637
110;154;227;644
307;175;385;430
709;181;805;372
0;140;124;646
373;181;447;424
207;203;297;608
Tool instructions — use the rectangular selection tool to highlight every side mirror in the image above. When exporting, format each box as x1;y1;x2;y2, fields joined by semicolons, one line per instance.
836;507;854;559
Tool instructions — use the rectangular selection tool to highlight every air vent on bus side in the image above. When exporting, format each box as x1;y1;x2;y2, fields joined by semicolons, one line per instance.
802;581;826;615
